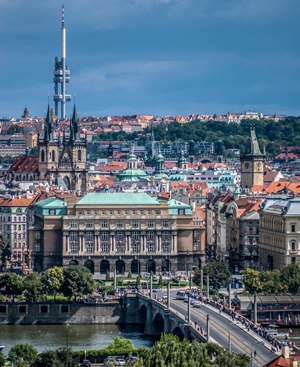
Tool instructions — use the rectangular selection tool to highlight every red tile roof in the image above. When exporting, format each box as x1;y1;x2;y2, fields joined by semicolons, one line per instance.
8;156;39;173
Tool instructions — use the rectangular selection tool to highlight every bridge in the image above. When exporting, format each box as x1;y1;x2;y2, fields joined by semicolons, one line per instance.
125;288;277;367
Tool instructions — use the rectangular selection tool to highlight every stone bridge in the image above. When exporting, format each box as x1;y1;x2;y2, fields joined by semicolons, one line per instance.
125;293;206;343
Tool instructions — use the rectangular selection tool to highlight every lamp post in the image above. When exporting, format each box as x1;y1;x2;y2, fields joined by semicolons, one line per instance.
66;323;69;348
137;254;139;276
189;262;192;290
169;253;171;274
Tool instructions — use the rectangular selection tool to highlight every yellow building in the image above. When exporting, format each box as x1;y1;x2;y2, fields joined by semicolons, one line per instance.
24;132;38;148
259;197;300;270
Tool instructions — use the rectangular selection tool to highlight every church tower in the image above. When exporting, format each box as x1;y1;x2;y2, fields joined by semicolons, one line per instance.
177;149;188;170
240;128;266;189
38;103;87;191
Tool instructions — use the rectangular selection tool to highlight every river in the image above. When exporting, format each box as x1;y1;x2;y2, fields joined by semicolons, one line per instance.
0;324;157;356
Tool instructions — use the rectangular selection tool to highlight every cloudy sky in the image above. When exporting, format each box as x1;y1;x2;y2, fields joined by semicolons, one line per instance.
1;0;299;118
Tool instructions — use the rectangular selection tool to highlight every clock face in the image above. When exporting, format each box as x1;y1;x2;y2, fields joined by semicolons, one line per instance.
245;163;249;169
257;163;261;168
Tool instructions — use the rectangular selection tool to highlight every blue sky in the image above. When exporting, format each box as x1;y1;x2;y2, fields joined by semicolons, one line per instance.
1;0;299;118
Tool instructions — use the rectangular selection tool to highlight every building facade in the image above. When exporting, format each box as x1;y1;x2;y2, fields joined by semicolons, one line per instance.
259;198;300;270
29;192;205;273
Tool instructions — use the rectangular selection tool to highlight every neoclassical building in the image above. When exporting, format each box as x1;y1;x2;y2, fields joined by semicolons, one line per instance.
28;192;205;273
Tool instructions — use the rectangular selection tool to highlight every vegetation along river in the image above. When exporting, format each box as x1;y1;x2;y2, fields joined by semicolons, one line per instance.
0;324;157;355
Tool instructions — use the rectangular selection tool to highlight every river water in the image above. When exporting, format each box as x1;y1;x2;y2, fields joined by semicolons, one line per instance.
0;324;157;356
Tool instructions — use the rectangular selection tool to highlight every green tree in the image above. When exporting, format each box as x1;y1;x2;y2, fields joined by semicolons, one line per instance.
136;276;141;286
29;146;38;156
0;351;6;367
242;268;263;294
8;343;38;365
56;347;79;367
43;266;64;300
23;272;43;300
128;271;132;279
0;272;23;301
193;261;231;289
158;275;163;287
0;233;10;264
280;262;300;294
61;265;96;300
106;270;111;281
7;125;22;135
106;337;134;350
33;349;61;367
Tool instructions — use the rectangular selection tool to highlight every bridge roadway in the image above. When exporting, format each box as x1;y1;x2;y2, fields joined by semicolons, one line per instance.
155;290;276;367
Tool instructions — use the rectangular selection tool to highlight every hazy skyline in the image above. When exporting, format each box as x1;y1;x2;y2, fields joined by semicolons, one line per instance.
1;0;299;118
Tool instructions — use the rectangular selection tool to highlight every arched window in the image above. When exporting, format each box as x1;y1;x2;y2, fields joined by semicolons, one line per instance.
78;150;81;161
52;150;55;162
41;150;45;162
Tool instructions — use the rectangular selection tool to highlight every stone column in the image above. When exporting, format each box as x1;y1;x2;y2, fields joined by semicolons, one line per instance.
63;234;67;253
110;235;113;253
155;235;159;252
159;235;162;252
171;235;174;253
174;233;177;253
254;291;257;325
125;234;128;252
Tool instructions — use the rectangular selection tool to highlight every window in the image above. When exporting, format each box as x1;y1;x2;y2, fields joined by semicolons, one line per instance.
132;232;139;240
7;217;10;222
18;225;21;231
71;243;78;253
18;234;21;239
101;232;108;240
125;210;128;215
163;221;169;228
132;210;136;215
86;243;93;253
117;210;120;215
132;220;139;228
70;221;77;228
14;225;17;230
147;221;154;228
147;232;154;241
35;242;40;252
78;150;81;161
132;243;139;252
178;209;185;215
249;238;253;245
86;221;93;228
148;210;151;215
23;234;25;239
52;150;55;162
101;221;108;228
35;231;40;240
117;243;124;252
94;210;97;215
292;242;296;250
78;210;82;215
101;243;108;253
194;231;199;239
292;257;296;263
117;221;124;228
18;217;21;221
22;225;25;230
110;210;113;215
292;225;296;233
86;232;93;240
49;209;56;215
163;243;169;252
69;232;78;241
193;242;199;251
140;210;143;215
13;216;16;222
102;210;105;215
147;243;154;253
87;210;90;215
162;232;169;240
14;234;16;239
117;232;124;241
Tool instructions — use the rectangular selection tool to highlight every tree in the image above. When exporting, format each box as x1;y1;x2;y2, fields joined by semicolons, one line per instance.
23;272;43;300
280;262;300;294
136;276;141;286
158;275;163;287
61;265;96;300
193;261;231;289
7;125;22;135
106;270;111;281
106;337;134;350
0;272;23;301
33;347;78;367
0;351;6;367
43;266;64;300
29;146;38;156
0;233;10;265
8;343;38;365
242;268;262;294
128;271;132;279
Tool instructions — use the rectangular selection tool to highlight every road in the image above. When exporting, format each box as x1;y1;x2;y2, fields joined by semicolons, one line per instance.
154;290;276;367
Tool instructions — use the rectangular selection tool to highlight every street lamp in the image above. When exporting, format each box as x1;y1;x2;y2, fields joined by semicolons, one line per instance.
66;323;69;348
185;250;189;277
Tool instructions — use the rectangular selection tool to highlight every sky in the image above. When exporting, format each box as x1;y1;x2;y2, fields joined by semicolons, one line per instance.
0;0;300;118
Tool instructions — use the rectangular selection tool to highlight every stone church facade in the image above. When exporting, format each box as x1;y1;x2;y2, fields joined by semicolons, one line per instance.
38;105;87;191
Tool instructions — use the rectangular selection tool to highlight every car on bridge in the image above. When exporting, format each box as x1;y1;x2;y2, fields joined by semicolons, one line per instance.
193;302;201;308
104;356;126;366
153;287;162;292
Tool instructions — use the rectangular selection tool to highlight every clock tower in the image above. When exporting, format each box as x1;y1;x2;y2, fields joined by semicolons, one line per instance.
240;128;266;189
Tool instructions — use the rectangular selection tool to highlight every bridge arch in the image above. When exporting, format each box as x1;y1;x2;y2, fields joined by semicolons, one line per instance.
139;304;147;325
172;326;185;340
153;312;164;334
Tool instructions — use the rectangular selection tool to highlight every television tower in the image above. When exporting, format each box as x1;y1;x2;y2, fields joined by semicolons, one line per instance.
53;5;71;119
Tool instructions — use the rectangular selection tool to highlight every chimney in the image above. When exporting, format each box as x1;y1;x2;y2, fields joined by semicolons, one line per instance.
282;345;290;359
290;359;298;367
